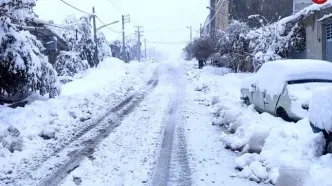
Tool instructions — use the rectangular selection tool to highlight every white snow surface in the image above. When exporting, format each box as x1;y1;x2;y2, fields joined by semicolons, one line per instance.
180;62;261;186
309;87;332;132
241;59;332;97
0;57;159;180
196;63;332;185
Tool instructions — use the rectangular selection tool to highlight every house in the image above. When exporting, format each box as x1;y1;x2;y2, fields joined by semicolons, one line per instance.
23;20;69;64
204;0;313;33
301;6;332;62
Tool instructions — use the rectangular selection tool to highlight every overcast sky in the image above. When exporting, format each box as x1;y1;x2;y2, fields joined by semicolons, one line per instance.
35;0;209;59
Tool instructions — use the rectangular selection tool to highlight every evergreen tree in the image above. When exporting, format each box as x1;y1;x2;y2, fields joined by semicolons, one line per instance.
0;0;60;99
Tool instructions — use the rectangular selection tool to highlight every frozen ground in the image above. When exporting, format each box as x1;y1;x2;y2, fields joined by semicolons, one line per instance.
2;58;331;186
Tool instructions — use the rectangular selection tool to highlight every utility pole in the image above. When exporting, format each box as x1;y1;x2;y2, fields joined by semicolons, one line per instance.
190;25;193;42
122;15;130;61
144;39;147;60
200;23;203;37
92;7;98;67
135;26;143;62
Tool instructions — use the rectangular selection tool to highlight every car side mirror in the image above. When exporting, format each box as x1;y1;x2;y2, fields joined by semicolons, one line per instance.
302;104;309;111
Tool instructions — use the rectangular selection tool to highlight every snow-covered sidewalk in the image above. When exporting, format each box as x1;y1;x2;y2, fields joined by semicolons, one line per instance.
174;61;261;186
0;58;158;185
188;61;332;186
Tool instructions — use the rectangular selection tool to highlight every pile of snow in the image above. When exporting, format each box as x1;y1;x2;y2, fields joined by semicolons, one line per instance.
187;64;332;185
309;87;332;132
0;57;158;178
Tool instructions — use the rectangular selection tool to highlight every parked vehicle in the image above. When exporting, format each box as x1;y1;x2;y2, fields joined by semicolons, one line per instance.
240;59;332;121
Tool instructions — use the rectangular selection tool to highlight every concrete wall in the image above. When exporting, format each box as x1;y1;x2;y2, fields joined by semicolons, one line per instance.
215;0;229;31
304;14;324;60
303;7;332;61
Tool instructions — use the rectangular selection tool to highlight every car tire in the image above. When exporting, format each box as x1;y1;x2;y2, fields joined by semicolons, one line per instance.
244;97;250;106
277;107;291;122
310;122;332;154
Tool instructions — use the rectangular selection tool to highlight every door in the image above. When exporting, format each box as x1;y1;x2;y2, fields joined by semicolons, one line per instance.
326;22;332;62
251;84;265;111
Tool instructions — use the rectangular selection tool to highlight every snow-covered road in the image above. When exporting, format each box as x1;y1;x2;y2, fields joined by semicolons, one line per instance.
55;61;260;186
1;59;272;186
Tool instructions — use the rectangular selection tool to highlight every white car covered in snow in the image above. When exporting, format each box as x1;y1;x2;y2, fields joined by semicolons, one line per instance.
240;59;332;121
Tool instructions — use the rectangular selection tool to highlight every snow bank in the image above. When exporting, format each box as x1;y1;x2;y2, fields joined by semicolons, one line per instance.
309;87;332;132
241;59;332;97
0;57;158;178
62;57;126;96
189;64;332;185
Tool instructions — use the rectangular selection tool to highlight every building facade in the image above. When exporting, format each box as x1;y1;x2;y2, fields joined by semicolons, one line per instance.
303;7;332;62
215;0;229;31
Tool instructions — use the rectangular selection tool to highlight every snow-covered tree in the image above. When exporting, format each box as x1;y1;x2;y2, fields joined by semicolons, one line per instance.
60;15;96;67
54;51;89;83
213;21;252;72
97;32;112;61
0;0;60;98
110;40;121;58
248;21;305;71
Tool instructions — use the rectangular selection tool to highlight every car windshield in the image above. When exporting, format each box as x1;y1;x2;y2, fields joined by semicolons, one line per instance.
287;80;332;101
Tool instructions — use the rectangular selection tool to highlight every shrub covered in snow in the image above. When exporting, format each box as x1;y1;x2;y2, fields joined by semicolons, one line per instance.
97;32;112;61
54;51;89;82
188;36;215;61
0;0;60;98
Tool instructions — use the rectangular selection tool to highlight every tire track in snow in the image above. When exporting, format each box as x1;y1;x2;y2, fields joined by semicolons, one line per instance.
151;66;192;186
10;70;159;186
37;79;159;186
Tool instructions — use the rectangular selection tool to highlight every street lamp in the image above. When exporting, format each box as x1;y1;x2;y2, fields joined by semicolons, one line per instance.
96;20;119;31
187;26;192;42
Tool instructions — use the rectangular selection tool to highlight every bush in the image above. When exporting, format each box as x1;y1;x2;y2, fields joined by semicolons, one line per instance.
54;51;89;81
183;36;215;61
184;18;305;73
97;32;112;61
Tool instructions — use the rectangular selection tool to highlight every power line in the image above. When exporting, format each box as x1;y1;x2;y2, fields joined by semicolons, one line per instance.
114;0;124;13
146;41;187;45
206;0;227;26
96;16;122;33
107;0;122;14
59;0;92;16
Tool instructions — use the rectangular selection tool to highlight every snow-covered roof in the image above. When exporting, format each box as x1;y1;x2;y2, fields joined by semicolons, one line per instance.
279;0;332;25
242;59;332;96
